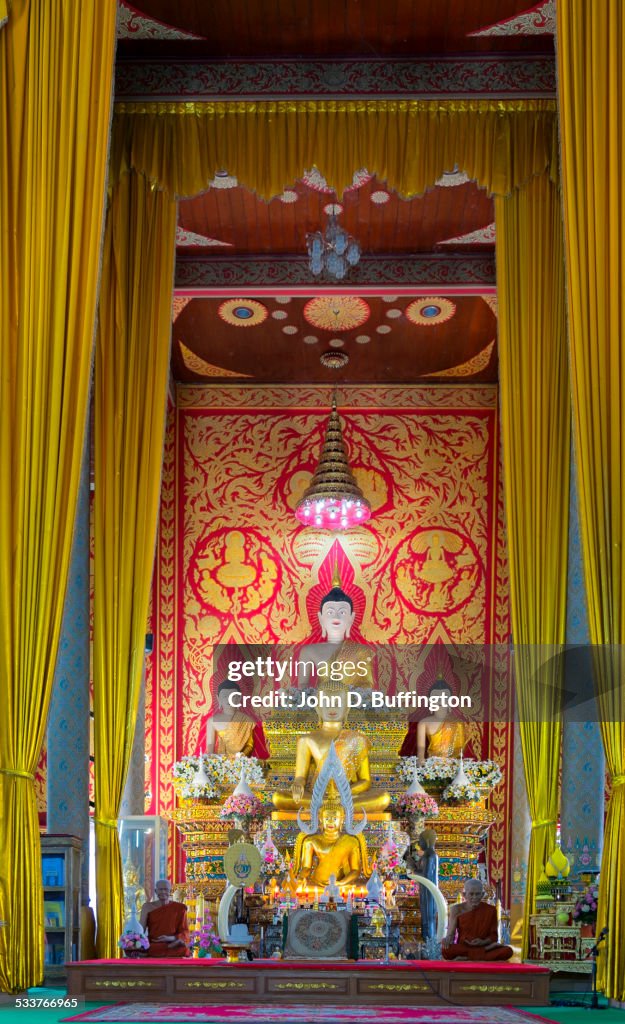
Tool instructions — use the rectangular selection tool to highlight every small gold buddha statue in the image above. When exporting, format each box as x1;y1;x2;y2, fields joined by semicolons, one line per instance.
272;682;390;813
295;798;368;889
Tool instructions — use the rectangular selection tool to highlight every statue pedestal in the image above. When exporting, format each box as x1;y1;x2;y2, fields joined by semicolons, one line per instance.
172;799;259;899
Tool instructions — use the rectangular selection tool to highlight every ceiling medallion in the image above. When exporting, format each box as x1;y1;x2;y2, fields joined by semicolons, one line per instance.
405;298;457;326
320;351;349;369
304;296;370;332
295;398;370;529
218;299;268;327
371;190;390;204
280;189;298;203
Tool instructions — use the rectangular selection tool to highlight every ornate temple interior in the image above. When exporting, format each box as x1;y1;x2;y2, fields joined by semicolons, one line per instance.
1;0;624;1018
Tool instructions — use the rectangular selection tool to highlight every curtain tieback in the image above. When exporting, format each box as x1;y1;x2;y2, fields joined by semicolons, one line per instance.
610;775;625;787
531;818;556;828
0;767;34;780
94;817;118;830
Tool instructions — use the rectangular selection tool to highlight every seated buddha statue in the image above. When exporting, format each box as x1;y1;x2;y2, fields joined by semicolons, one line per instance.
204;679;270;759
296;578;373;690
272;682;390;813
295;798;368;889
399;680;466;761
417;681;465;762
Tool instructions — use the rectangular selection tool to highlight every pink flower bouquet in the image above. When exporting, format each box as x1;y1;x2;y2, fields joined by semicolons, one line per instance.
573;884;599;925
395;792;439;818
219;792;266;824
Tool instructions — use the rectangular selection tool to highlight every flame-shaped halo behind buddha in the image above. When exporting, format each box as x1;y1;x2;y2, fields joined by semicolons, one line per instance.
296;740;367;836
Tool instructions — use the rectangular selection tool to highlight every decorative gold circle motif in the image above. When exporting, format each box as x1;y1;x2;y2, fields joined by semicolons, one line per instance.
405;298;456;326
218;299;268;327
223;843;262;887
303;296;370;331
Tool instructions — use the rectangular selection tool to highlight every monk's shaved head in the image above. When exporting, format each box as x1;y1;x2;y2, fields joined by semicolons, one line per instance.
463;878;484;908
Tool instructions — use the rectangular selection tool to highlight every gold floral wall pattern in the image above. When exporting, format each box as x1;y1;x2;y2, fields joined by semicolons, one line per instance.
148;384;511;890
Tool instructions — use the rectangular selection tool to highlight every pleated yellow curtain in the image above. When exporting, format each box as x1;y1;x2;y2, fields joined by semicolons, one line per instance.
557;0;625;1000
0;2;8;29
0;0;116;994
93;169;176;957
495;173;569;957
110;100;557;199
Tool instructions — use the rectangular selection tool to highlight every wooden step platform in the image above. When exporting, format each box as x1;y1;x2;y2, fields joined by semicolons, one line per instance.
67;958;550;1006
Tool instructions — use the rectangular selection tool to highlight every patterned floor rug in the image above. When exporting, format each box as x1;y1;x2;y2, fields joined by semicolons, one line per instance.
64;1005;557;1023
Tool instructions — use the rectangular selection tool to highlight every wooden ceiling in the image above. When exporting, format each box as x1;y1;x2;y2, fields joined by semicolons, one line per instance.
178;176;494;255
120;0;554;58
172;295;497;384
122;1;553;384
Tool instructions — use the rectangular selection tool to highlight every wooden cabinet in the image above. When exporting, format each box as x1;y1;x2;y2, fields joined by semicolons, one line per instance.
41;834;82;979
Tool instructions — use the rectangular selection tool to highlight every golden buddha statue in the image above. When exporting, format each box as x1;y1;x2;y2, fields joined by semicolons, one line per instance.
294;798;369;889
416;681;465;763
272;682;390;813
296;578;373;690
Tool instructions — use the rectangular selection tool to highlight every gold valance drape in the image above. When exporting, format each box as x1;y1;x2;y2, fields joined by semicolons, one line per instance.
495;172;569;958
558;0;625;1000
0;0;116;994
111;99;557;199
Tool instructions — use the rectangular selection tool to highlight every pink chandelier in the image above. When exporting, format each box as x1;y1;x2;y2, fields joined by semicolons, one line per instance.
295;400;371;530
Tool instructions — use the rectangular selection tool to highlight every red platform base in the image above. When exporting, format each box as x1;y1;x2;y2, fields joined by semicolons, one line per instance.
66;959;550;1007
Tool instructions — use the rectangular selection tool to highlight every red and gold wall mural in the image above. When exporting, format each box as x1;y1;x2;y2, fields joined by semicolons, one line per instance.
148;384;512;892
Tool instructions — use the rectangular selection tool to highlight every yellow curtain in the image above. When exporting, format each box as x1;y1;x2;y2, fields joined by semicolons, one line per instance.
0;2;8;29
495;173;570;957
0;0;116;993
110;100;557;199
557;0;625;1000
93;169;176;957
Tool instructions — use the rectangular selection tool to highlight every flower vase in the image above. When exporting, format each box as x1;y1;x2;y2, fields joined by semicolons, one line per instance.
580;922;595;938
233;815;249;836
124;949;148;959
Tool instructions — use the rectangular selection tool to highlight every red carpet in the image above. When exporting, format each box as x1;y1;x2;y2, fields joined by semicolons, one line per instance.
64;1006;557;1023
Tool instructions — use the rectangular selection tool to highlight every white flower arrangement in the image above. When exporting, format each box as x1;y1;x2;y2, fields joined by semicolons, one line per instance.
396;756;502;791
171;753;265;800
441;780;482;803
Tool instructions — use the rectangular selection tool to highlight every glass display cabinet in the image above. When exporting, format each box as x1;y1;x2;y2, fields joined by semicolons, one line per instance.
118;815;168;916
41;834;82;979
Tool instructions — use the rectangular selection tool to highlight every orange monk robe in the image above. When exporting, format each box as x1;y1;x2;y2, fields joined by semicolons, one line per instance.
146;901;190;958
442;901;513;962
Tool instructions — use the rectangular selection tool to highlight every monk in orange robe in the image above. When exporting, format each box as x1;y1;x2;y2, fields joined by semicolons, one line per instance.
442;879;513;962
139;880;190;958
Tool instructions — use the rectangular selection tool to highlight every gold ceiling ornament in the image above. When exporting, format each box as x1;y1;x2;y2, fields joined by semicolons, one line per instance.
320;351;349;369
405;297;457;326
295;398;371;530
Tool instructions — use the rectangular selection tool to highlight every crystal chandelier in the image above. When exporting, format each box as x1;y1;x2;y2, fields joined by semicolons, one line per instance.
295;400;371;530
307;214;361;281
